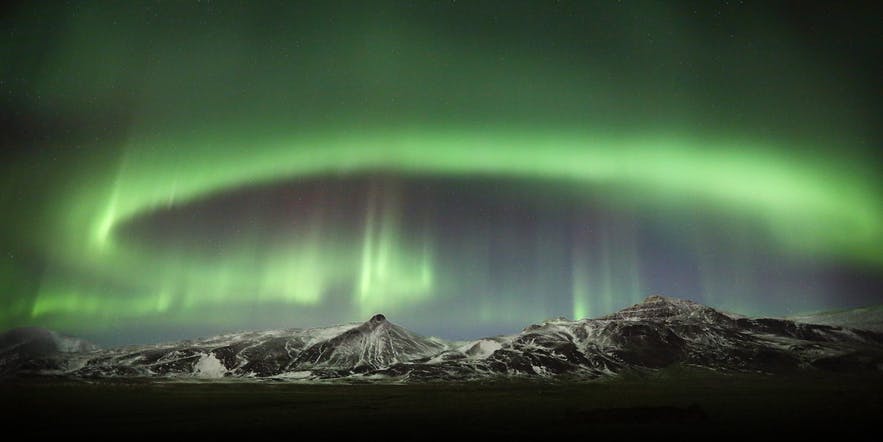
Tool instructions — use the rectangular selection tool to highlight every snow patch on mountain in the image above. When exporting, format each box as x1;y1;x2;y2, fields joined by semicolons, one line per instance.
459;338;506;359
194;352;227;378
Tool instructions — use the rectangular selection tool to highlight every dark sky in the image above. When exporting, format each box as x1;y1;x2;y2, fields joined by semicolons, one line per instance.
1;1;880;345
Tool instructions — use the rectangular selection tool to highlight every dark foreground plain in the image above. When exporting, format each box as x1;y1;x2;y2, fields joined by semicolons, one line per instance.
3;370;882;438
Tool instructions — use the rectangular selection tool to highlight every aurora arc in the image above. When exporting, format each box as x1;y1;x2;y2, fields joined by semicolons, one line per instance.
22;127;880;326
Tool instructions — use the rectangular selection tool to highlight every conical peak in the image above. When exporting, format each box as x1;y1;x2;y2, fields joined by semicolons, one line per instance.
355;313;392;334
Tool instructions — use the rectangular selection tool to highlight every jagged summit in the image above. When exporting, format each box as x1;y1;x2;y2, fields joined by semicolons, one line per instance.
600;294;730;323
644;294;677;303
639;294;701;308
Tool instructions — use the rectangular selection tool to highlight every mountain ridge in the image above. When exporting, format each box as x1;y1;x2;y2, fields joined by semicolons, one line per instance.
4;295;883;381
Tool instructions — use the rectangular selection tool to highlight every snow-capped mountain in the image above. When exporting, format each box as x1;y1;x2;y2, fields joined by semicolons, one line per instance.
292;314;448;370
4;296;883;381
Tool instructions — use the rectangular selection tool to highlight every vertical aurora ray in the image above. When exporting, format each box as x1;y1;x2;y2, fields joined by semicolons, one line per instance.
357;179;434;315
571;225;590;321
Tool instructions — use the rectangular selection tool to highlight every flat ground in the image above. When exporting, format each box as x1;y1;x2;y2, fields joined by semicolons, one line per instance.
3;371;882;437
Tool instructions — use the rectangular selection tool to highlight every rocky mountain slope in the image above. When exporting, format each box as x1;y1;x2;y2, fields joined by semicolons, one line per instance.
789;305;883;333
4;296;882;381
0;327;98;375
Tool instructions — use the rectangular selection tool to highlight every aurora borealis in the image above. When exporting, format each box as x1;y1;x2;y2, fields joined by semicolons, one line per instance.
1;1;880;345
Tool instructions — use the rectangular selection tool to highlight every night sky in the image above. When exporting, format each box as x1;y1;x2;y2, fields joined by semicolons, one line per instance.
1;1;881;346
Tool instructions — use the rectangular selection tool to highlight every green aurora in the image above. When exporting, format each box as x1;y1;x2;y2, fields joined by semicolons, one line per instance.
1;1;880;344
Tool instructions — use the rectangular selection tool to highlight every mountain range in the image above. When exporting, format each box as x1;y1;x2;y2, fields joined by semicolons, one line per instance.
3;295;882;381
